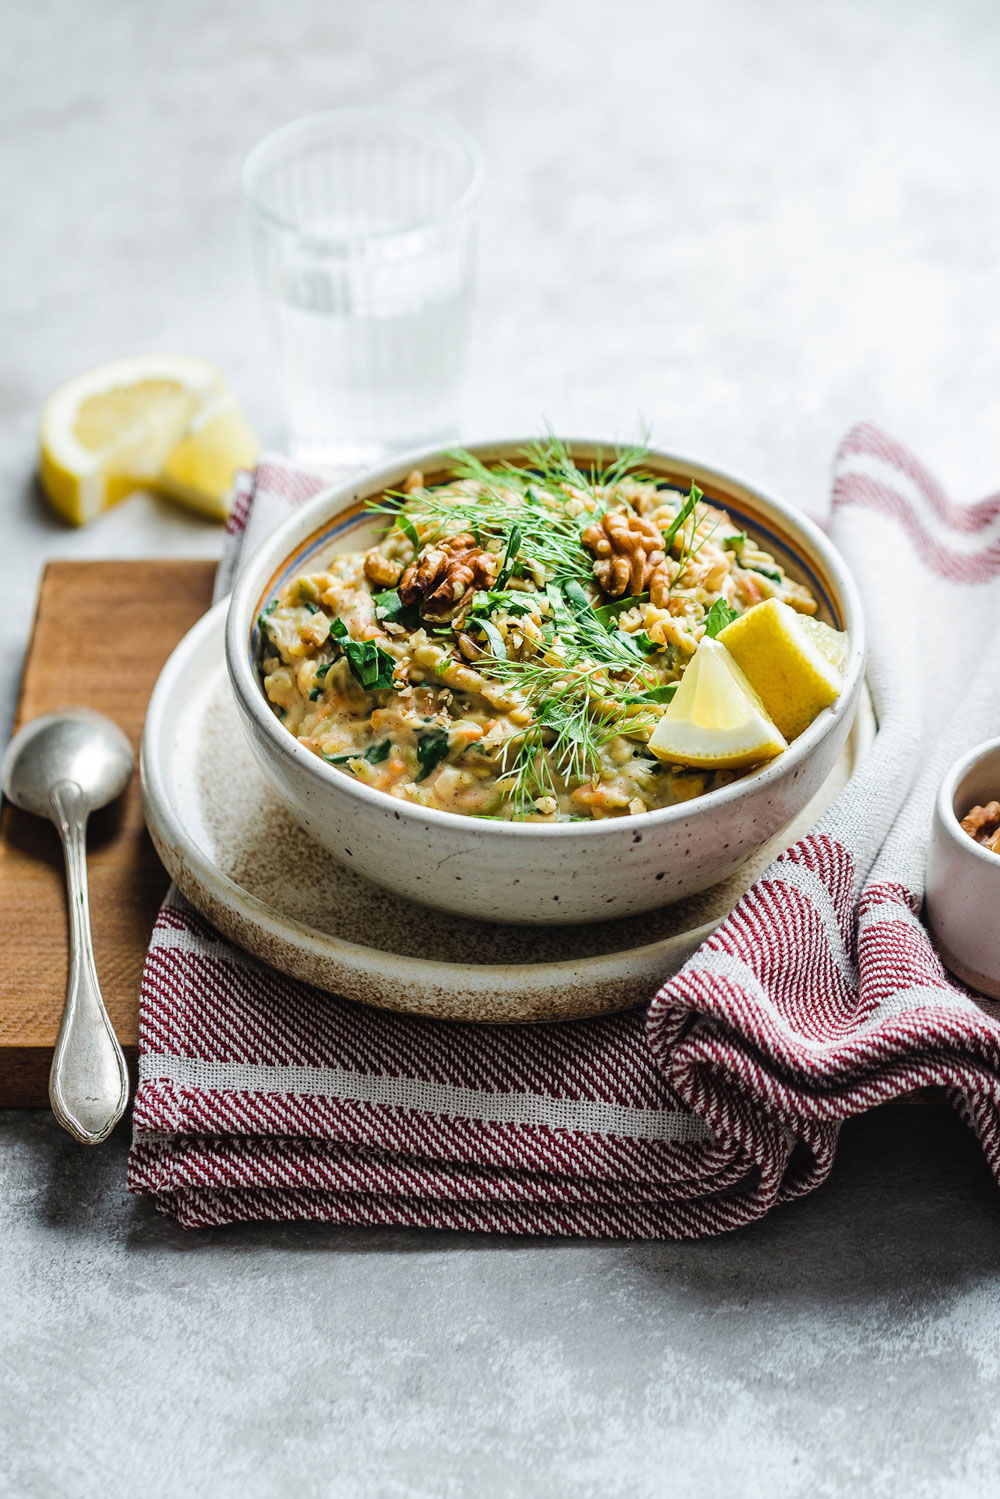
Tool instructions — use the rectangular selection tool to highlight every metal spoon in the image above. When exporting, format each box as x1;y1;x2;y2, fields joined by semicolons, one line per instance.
2;709;133;1143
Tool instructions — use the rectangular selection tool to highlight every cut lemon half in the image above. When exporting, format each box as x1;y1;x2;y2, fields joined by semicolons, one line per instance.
717;598;846;740
38;356;256;525
648;636;788;770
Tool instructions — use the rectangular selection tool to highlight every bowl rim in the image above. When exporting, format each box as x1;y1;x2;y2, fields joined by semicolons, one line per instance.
936;735;1000;867
225;436;867;841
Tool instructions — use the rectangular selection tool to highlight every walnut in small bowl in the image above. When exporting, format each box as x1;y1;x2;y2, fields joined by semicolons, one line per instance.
960;800;1000;855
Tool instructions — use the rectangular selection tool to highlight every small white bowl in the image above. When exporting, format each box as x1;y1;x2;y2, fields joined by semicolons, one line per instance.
225;438;866;925
927;737;1000;998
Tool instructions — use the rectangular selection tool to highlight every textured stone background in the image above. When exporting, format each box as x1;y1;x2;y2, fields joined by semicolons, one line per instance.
4;0;1000;1493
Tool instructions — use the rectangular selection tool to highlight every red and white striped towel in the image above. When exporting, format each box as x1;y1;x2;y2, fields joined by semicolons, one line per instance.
128;427;1000;1233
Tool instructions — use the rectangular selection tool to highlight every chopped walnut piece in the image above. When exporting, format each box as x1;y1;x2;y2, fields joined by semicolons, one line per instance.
399;533;500;622
582;508;667;599
960;801;1000;851
363;547;404;587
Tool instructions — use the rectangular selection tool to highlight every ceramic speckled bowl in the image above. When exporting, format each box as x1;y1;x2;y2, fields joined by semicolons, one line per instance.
225;439;866;925
927;738;1000;999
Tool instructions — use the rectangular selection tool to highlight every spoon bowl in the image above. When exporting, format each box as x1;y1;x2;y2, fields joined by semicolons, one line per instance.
2;709;134;819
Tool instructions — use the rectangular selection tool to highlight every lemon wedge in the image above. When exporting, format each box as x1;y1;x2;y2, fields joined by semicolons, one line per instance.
157;389;259;520
38;356;256;525
717;598;846;740
648;636;788;769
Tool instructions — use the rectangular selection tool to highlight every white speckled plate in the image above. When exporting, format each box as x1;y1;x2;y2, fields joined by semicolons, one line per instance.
141;603;874;1024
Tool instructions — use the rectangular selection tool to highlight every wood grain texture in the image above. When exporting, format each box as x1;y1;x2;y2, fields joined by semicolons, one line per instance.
0;559;216;1104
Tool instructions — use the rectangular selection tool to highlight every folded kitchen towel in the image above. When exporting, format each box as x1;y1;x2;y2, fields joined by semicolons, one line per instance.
128;428;1000;1233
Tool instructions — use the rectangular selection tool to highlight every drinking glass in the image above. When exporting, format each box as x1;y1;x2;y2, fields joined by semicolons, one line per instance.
242;108;484;469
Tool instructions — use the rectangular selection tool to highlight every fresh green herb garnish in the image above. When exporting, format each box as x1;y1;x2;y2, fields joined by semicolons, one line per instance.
415;727;450;781
703;599;739;638
662;484;703;548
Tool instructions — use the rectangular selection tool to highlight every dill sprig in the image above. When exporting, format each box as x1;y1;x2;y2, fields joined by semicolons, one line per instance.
479;650;658;812
367;436;667;590
363;438;714;814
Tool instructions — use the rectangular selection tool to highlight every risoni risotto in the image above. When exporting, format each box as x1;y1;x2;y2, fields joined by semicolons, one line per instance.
259;441;819;822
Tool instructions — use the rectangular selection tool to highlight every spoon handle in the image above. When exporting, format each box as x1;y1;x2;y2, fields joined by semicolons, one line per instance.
48;780;129;1144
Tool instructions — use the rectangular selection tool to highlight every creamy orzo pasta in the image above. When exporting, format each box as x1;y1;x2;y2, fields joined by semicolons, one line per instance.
259;441;819;821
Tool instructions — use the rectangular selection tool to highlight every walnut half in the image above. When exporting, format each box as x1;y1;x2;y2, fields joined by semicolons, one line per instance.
582;509;671;604
399;533;500;622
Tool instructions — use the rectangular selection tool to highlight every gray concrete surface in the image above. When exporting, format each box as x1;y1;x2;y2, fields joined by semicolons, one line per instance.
5;0;1000;1493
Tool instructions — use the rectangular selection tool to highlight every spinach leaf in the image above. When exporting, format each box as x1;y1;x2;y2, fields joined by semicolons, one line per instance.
328;617;396;690
415;727;450;781
593;594;648;629
472;617;507;658
343;638;396;691
373;589;420;629
323;740;393;767
468;589;538;619
398;514;421;551
625;683;678;705
703;599;739;638
749;564;783;584
495;524;522;590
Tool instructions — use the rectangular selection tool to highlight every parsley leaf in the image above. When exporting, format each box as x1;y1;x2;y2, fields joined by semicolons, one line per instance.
703;599;739;638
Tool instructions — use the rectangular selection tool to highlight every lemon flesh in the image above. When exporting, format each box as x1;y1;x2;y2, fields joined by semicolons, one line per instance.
157;392;259;520
718;598;845;740
38;355;255;525
648;637;788;770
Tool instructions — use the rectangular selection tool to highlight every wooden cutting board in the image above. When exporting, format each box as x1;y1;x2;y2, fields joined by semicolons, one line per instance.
0;560;216;1105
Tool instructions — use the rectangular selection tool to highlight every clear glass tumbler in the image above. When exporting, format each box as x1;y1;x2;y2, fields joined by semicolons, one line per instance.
242;108;484;469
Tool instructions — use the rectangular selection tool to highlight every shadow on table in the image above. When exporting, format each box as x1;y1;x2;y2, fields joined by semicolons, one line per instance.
8;1099;1000;1302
